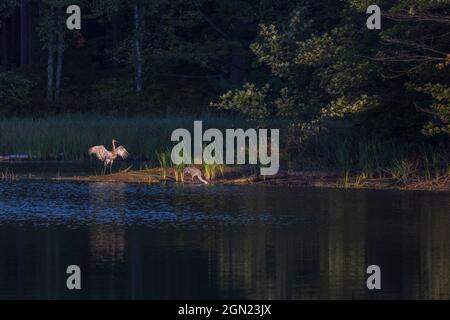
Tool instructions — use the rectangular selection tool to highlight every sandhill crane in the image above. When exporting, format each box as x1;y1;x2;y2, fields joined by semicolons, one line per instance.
184;166;208;184
88;139;129;174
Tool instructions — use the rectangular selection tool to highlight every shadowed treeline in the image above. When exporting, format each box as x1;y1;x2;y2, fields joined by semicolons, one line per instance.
0;182;449;299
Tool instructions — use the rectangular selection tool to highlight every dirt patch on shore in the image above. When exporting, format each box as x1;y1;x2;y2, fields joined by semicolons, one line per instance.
52;168;450;192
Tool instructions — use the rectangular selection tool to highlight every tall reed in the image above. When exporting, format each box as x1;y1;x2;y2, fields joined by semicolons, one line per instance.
1;168;17;181
173;163;185;182
156;149;171;180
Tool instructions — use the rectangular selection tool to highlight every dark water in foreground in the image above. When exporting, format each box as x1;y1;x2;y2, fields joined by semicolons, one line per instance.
0;180;449;299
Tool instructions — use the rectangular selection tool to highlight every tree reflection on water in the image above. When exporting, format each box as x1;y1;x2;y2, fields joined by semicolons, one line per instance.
0;182;448;299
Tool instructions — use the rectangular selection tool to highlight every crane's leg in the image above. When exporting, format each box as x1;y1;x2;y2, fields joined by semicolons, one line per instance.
110;161;113;174
102;162;107;175
198;176;208;185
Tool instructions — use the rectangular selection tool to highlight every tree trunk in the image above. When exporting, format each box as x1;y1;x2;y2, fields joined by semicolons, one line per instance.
47;7;55;102
11;7;17;67
20;0;30;68
47;43;54;101
55;6;64;99
1;21;8;70
112;10;119;73
133;3;143;93
28;1;40;67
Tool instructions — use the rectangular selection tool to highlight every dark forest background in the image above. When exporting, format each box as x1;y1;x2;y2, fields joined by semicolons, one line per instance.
0;0;449;176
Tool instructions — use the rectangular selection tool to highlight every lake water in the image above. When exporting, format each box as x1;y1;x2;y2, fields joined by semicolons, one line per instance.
0;180;449;299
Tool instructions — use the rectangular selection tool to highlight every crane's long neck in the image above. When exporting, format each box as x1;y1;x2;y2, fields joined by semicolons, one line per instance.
112;140;116;153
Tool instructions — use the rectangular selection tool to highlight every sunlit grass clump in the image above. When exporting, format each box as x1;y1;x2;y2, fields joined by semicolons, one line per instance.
1;167;17;181
156;149;171;180
202;163;225;181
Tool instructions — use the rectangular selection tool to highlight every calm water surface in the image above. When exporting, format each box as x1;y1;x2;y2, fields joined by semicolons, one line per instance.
0;180;449;299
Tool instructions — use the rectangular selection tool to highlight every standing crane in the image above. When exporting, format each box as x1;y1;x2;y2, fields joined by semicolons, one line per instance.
88;139;129;174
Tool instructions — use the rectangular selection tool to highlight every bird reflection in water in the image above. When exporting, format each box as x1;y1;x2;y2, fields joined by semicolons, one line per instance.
88;182;127;265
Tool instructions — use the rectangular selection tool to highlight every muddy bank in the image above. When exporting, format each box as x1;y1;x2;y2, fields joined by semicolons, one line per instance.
1;161;448;192
50;168;450;192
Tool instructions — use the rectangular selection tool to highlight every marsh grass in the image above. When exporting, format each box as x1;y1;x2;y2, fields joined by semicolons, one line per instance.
387;160;417;184
218;163;225;177
354;171;367;188
156;149;171;180
339;170;351;189
1;167;17;181
305;129;449;182
0;114;254;161
0;114;448;183
173;163;185;182
202;163;222;180
421;146;447;180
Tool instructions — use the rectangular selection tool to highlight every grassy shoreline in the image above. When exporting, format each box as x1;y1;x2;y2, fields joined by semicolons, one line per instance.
0;114;449;190
54;169;450;192
1;163;449;192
